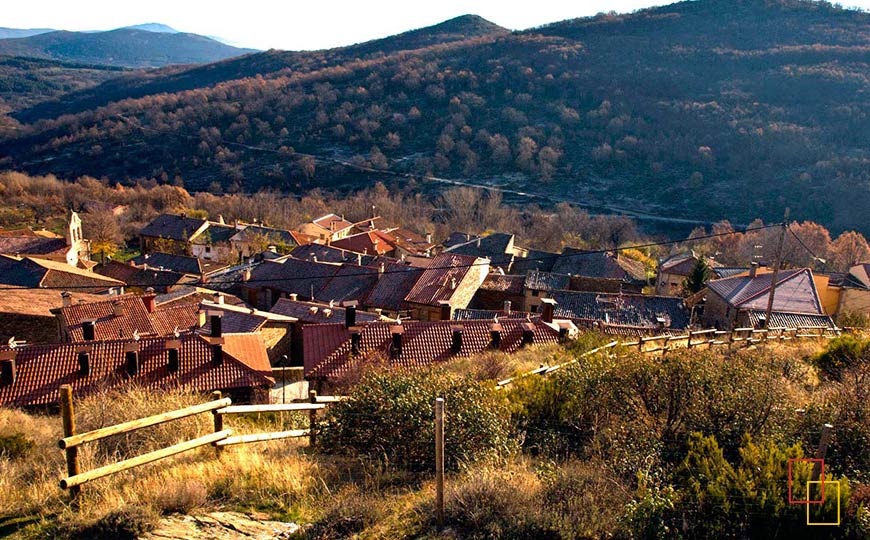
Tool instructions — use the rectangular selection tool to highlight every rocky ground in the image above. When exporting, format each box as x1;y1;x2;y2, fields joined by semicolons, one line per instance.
140;512;300;540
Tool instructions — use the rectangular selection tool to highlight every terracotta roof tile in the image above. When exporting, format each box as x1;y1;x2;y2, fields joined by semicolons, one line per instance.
58;295;158;341
0;333;274;407
365;263;425;312
303;319;560;379
404;253;485;306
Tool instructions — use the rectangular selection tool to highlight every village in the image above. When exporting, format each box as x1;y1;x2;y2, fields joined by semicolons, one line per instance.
0;207;864;408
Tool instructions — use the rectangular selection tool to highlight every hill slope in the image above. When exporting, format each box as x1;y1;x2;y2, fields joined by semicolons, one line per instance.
4;1;870;233
0;28;55;40
12;14;509;123
0;28;256;68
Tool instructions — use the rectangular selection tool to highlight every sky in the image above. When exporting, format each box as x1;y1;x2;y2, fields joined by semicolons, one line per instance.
7;0;870;50
2;0;680;50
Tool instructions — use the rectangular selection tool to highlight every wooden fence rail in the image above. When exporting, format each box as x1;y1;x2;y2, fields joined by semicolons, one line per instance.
497;324;840;388
58;386;342;497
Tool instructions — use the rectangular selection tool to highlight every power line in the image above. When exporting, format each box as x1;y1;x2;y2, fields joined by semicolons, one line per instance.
0;222;781;291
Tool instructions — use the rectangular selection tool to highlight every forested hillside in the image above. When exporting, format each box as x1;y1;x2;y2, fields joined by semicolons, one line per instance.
0;28;255;68
3;0;870;233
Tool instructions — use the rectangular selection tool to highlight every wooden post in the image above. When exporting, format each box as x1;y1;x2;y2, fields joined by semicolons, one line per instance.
59;385;81;500
811;423;834;482
309;390;317;448
434;397;445;527
211;391;223;457
687;330;694;349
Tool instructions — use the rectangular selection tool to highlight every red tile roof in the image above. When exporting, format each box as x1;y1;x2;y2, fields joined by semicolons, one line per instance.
0;333;274;407
303;319;561;379
403;253;485;306
365;263;426;312
479;273;525;294
57;295;158;341
330;231;396;256
317;264;380;304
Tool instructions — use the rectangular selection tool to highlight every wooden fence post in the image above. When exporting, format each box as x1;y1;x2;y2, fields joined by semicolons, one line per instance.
309;390;318;448
687;330;694;349
434;397;445;527
211;391;223;457
59;385;81;501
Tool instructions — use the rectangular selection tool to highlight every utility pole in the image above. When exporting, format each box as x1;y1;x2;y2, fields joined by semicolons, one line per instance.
763;208;790;328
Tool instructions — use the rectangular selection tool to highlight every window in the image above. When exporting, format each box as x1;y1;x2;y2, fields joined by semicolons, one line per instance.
531;290;539;297
205;246;211;253
531;305;538;313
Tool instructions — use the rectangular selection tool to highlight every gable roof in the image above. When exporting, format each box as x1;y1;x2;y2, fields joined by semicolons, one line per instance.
511;250;559;275
97;261;194;292
0;235;67;257
303;318;561;379
316;264;380;304
379;227;435;255
403;253;486;306
550;290;690;329
524;270;570;292
269;298;381;324
706;268;823;314
364;263;426;312
247;258;340;299
288;244;380;266
229;225;299;248
478;273;525;295
846;263;870;290
312;213;353;232
330;230;397;256
551;249;646;282
0;333;273;407
0;255;124;292
0;287;106;318
131;252;228;276
140;214;208;242
57;295;158;341
193;223;237;245
442;232;481;249
443;232;516;269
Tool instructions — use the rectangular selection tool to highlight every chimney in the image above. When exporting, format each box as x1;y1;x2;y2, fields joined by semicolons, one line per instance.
357;253;362;266
540;298;557;324
503;300;511;315
490;323;502;349
450;325;463;354
350;329;361;356
289;293;298;301
242;268;252;282
209;311;223;337
390;325;404;358
61;291;72;307
113;300;125;318
313;255;318;263
82;320;96;341
268;245;277;254
166;339;181;372
0;351;16;387
213;292;225;305
439;301;452;321
379;263;385;274
124;342;140;376
344;301;358;328
450;277;457;290
77;347;91;377
521;322;535;346
476;237;481;248
749;262;759;278
142;291;156;314
426;233;432;244
198;310;207;328
212;343;224;366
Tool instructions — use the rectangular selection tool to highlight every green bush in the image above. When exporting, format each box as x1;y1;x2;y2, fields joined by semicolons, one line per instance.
319;368;515;471
812;335;869;381
0;433;35;460
671;433;850;539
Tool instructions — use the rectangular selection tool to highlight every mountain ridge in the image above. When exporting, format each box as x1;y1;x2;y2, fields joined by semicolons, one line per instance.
0;27;256;68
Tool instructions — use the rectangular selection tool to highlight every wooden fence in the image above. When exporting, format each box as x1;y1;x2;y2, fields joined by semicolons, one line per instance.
497;324;839;388
58;386;341;496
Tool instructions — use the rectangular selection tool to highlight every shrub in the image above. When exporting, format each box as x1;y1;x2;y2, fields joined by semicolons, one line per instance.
0;433;35;460
812;334;869;381
319;368;515;471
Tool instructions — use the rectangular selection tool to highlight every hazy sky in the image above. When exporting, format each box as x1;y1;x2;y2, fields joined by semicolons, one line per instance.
3;0;681;50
